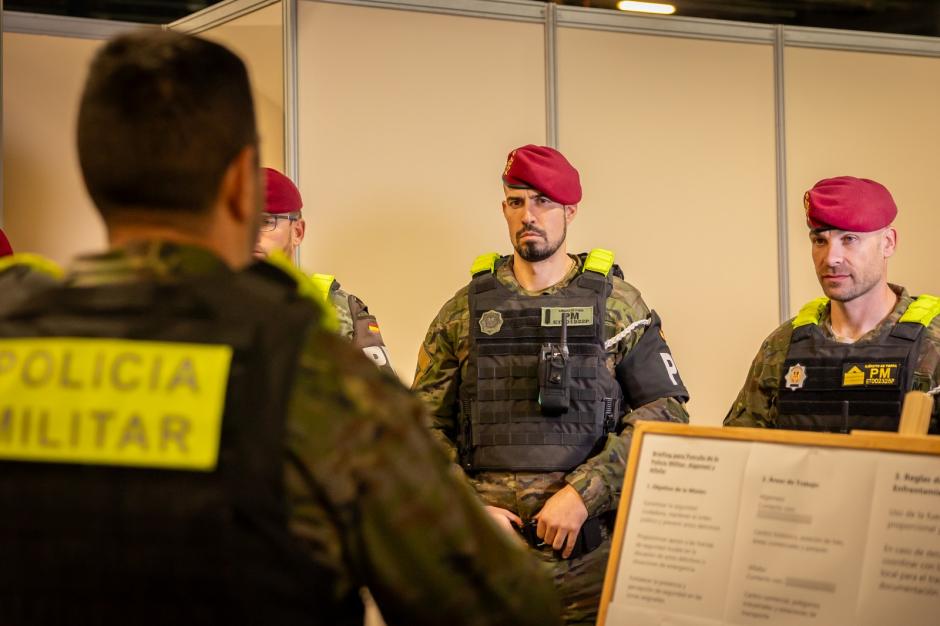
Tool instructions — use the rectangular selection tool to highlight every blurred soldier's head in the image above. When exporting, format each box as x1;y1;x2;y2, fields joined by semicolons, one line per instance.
254;168;306;262
77;30;261;268
500;144;580;264
804;176;898;303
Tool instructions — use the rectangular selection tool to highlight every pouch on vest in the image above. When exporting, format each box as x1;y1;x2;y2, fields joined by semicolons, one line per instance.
538;312;571;416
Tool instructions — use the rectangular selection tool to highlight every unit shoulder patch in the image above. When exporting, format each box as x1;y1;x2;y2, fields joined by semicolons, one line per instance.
479;310;504;336
784;363;808;390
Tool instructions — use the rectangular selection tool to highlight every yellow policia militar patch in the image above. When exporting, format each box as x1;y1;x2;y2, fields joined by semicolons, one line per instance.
0;338;232;471
841;362;900;387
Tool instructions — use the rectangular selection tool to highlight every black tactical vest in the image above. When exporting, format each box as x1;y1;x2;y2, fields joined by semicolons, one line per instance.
0;261;363;625
778;298;939;434
459;252;624;472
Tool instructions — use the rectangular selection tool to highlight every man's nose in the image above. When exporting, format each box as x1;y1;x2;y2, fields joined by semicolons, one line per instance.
520;200;536;222
824;242;843;266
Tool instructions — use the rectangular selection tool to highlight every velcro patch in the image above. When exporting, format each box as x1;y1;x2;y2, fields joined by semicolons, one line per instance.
841;362;901;387
541;307;593;327
0;338;231;471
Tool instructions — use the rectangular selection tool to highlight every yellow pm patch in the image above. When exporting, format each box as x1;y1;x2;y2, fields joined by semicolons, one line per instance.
0;338;232;471
842;362;900;387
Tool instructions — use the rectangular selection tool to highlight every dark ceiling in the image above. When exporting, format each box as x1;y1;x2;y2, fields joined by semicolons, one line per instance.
4;0;940;37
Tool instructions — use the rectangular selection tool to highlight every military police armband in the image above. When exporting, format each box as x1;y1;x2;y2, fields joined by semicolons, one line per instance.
615;310;690;407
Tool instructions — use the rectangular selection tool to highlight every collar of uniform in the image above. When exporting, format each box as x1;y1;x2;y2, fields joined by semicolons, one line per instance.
819;283;910;343
495;253;582;296
65;240;229;287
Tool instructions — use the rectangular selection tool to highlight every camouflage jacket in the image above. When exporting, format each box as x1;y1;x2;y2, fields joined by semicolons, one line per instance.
0;253;63;315
725;284;940;428
413;254;689;519
9;241;562;625
324;279;394;375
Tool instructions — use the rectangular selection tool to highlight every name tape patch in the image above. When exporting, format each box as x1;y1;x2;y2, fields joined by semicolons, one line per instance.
841;362;900;387
0;338;232;471
541;307;594;327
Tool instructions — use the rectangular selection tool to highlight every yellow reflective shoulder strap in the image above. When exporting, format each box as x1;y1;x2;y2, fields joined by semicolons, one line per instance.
470;252;500;276
310;273;336;304
261;252;338;332
899;294;940;327
0;253;64;279
792;297;829;328
582;248;615;276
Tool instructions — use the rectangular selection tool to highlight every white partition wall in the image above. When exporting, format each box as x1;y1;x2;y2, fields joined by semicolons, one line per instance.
170;1;286;171
6;0;940;423
296;0;547;381
2;16;145;264
784;46;940;310
557;25;778;425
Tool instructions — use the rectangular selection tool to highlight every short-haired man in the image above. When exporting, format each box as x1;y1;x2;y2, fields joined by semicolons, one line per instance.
413;144;690;625
726;176;939;432
255;167;393;373
0;31;560;625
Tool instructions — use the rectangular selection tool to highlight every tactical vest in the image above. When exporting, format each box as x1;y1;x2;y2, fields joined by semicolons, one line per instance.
459;250;624;472
0;262;361;625
778;295;940;433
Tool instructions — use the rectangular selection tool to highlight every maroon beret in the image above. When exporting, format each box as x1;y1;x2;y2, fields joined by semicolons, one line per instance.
263;168;303;215
502;144;582;205
0;228;12;258
804;176;897;232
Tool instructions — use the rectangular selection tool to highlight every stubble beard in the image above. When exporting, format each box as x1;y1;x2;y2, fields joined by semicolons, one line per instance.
515;221;567;263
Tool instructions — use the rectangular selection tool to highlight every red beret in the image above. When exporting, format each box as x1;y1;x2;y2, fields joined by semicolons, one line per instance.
0;228;12;258
502;144;582;205
804;176;897;232
263;168;303;215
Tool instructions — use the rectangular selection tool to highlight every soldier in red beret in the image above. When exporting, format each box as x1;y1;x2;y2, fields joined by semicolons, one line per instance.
726;175;939;432
413;144;690;625
255;167;393;374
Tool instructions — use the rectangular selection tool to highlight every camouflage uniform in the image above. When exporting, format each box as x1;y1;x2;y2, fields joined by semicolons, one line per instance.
1;241;561;626
725;284;940;428
413;254;689;625
0;253;62;315
325;279;395;375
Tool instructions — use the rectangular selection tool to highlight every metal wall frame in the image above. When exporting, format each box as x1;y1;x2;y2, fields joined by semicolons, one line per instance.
302;0;940;321
5;0;940;314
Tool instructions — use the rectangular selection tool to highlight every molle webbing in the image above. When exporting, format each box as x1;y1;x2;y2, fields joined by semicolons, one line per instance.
778;302;929;432
460;254;622;472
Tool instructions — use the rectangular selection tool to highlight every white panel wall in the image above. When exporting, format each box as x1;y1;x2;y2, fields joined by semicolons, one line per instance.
785;47;940;312
297;1;546;381
558;28;778;424
2;33;106;264
197;2;285;170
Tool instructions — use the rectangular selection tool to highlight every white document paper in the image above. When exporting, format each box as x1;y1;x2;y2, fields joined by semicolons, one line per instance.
610;434;751;623
857;452;940;626
724;443;876;625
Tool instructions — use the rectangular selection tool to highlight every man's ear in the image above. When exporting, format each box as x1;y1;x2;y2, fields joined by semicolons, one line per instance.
292;217;306;245
882;226;897;259
219;145;259;225
565;203;579;224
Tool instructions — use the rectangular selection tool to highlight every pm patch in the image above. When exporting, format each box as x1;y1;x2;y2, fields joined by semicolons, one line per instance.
541;307;593;327
842;362;900;387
